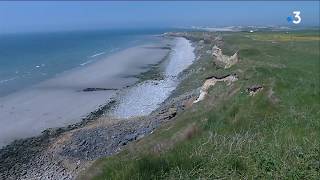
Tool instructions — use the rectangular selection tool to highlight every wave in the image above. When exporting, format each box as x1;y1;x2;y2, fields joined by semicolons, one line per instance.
0;77;18;84
35;64;45;68
80;60;94;66
89;52;105;58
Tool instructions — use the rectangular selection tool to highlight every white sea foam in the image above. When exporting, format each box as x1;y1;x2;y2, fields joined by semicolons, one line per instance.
81;52;106;66
35;64;45;68
80;60;94;66
90;52;105;58
0;77;18;84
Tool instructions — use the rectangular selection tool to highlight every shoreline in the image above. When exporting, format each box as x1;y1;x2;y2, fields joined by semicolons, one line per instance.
77;30;320;179
0;35;197;179
0;38;171;148
111;37;195;118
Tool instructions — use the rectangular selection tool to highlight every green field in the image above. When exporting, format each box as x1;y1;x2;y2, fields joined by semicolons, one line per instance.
79;31;320;179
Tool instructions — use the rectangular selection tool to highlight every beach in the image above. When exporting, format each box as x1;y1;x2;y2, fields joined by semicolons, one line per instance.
112;37;195;118
0;38;172;147
0;35;197;179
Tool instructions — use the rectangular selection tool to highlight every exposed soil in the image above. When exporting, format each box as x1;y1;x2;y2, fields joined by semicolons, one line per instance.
247;85;263;96
193;74;238;103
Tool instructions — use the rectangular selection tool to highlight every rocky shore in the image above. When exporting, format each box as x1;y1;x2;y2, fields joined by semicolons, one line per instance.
0;35;199;180
0;83;198;180
0;99;116;179
0;42;172;148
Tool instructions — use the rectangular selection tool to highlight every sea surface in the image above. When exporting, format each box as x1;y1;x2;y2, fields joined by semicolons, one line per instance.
0;28;174;97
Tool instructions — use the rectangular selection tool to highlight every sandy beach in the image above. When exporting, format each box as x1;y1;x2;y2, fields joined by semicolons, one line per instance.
0;35;197;180
0;39;171;147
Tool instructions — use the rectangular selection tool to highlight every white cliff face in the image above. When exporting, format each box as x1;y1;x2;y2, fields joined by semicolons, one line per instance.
212;45;239;69
193;74;238;103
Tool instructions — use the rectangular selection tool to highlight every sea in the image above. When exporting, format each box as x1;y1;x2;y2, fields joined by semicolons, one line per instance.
0;28;176;97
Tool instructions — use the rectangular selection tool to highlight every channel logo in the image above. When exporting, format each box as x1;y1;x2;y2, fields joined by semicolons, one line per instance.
287;11;301;24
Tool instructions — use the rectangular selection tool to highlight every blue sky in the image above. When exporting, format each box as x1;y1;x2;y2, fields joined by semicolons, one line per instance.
0;1;319;34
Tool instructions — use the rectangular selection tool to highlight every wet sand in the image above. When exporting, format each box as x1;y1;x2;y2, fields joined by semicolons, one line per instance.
0;40;171;147
0;36;197;180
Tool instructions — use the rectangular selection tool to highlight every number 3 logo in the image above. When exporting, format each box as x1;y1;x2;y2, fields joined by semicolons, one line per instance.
293;11;301;24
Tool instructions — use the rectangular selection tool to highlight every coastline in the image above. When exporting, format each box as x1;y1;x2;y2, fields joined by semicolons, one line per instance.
0;39;171;148
77;30;320;179
111;37;195;118
0;35;196;179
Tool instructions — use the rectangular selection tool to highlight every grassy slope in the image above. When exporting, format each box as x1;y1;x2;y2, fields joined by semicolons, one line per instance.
79;31;320;179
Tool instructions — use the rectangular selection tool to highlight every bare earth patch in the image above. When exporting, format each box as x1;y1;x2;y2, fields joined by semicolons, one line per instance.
193;74;238;103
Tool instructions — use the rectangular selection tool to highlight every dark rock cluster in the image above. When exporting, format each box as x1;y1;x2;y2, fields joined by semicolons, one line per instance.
0;88;195;180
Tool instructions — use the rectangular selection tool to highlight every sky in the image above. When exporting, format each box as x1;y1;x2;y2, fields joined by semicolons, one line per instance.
0;1;319;34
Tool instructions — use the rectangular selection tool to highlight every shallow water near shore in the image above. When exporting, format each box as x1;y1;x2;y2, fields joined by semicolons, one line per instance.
0;37;172;148
0;30;169;97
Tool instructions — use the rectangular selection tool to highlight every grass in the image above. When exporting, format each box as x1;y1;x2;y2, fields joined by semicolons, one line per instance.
78;30;320;179
247;31;320;42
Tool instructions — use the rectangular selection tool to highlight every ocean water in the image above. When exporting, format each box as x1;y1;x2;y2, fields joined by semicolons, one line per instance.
0;29;172;97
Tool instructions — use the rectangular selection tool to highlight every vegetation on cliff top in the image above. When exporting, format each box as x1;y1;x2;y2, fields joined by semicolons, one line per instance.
79;30;320;179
